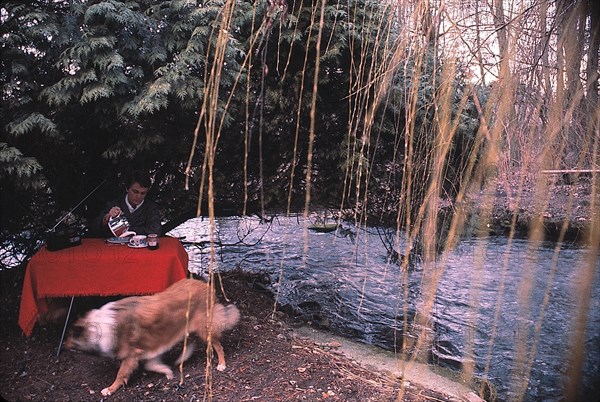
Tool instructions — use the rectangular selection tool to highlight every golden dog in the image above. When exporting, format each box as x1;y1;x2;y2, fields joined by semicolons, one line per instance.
65;278;240;396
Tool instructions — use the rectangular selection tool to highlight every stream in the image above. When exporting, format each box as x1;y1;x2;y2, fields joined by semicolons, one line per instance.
168;215;600;401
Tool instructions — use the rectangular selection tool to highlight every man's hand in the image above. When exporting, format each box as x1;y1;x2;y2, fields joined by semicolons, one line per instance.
103;207;123;224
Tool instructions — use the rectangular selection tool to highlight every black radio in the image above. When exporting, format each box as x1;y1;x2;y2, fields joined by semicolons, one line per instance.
46;226;82;251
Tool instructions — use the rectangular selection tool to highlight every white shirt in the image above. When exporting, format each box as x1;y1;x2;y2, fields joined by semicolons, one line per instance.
125;195;144;213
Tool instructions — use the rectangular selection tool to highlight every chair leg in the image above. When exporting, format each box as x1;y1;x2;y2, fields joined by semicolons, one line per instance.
56;296;75;357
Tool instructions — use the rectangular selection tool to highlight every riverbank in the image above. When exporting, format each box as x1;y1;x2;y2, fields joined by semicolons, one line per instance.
293;326;488;402
0;268;483;402
464;173;598;242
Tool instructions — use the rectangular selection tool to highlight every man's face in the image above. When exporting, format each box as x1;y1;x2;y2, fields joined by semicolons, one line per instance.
126;182;149;206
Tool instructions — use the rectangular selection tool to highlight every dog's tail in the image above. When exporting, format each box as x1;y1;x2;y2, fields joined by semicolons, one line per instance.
212;304;240;333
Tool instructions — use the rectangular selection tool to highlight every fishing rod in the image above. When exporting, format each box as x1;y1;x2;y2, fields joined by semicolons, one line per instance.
47;178;106;251
50;179;106;231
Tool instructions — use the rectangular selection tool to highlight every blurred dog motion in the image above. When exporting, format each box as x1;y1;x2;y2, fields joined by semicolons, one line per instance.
65;278;240;396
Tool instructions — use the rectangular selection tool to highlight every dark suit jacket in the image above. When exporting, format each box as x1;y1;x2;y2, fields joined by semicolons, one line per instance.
92;196;162;237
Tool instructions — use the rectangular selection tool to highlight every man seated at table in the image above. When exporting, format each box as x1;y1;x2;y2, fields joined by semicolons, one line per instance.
92;170;162;237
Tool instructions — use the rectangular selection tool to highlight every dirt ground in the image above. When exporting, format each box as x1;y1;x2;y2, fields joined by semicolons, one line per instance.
0;268;457;402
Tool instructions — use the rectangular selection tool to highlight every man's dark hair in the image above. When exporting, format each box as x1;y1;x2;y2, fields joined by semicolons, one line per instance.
125;170;152;189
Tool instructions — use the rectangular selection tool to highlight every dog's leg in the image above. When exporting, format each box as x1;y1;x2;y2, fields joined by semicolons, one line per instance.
212;339;227;371
174;341;196;365
144;357;174;379
101;356;139;396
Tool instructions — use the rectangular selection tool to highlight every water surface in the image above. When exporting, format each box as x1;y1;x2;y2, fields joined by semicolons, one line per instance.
169;215;600;401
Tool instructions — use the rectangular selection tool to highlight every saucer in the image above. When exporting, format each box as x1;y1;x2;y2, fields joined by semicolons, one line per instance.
107;237;131;244
128;243;148;248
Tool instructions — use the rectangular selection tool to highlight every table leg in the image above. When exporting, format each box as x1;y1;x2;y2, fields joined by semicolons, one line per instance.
56;296;75;357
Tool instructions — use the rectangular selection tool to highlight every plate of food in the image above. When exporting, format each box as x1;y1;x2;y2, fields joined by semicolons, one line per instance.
106;236;131;244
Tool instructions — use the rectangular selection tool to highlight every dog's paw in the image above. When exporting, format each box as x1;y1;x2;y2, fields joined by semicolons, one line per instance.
101;387;111;396
165;370;174;380
216;363;226;371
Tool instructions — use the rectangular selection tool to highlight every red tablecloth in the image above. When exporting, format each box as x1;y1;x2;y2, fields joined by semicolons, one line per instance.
18;237;189;337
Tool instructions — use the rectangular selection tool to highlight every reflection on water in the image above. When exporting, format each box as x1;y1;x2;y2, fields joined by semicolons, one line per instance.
168;215;600;401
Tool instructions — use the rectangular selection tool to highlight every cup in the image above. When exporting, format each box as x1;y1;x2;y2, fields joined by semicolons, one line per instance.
129;235;148;247
148;234;159;250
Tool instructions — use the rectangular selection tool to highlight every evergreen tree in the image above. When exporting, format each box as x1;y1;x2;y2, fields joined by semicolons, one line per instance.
1;0;481;266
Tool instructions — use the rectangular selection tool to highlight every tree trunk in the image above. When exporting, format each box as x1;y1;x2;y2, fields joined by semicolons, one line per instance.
585;0;600;164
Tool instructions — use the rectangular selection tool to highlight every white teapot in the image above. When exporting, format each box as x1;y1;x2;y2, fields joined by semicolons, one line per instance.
108;215;136;237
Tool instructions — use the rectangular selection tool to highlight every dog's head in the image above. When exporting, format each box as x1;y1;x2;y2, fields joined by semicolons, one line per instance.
64;307;118;357
64;318;91;350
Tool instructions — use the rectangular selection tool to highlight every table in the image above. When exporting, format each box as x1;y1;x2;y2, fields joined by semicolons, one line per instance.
18;237;189;338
